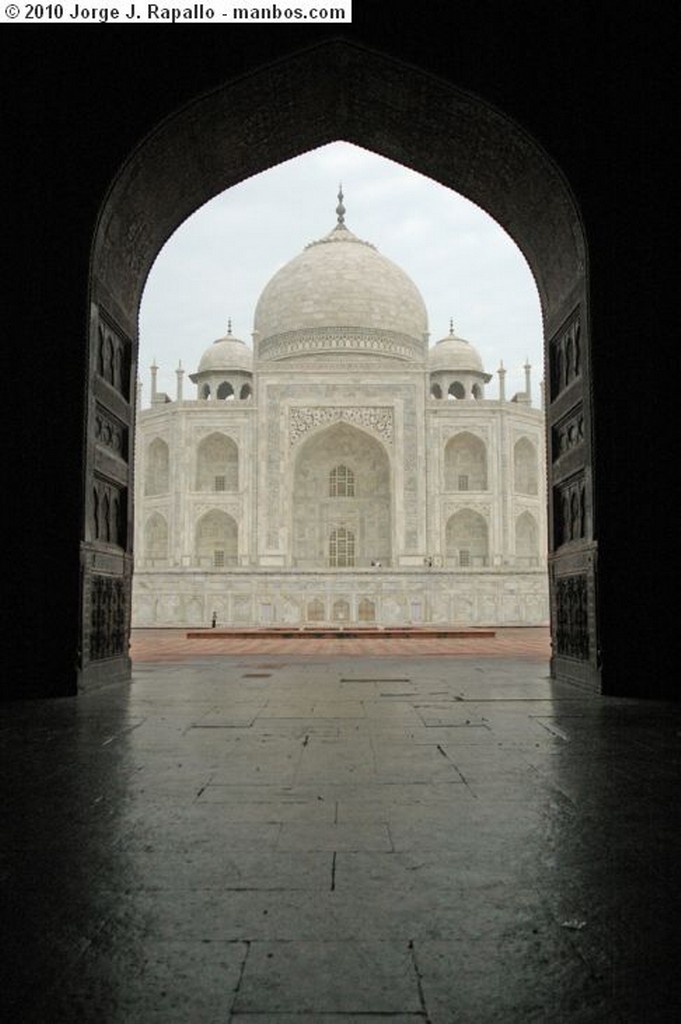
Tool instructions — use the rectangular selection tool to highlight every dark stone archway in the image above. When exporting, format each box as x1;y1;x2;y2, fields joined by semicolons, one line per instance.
84;40;596;691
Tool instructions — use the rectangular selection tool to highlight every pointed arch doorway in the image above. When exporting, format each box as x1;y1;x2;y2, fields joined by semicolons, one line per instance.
85;40;596;691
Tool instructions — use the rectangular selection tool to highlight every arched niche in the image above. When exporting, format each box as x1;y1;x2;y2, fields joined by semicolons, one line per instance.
194;510;238;568
195;433;238;492
292;421;391;568
446;510;489;567
145;437;169;496
514;437;539;495
84;40;595;691
444;432;488;491
516;510;539;565
144;512;168;562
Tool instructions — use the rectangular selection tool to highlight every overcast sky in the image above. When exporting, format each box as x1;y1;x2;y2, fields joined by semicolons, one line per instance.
139;141;544;404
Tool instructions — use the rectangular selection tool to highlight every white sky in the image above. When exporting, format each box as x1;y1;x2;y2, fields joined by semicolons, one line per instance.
139;141;544;404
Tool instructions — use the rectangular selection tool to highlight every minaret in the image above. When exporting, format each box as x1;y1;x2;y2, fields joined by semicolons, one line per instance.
524;359;532;405
175;360;184;402
498;360;506;403
150;358;158;403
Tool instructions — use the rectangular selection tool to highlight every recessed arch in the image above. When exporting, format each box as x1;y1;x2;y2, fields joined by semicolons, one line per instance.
144;512;168;563
84;39;596;690
444;432;488;491
446;510;489;567
514;437;539;495
516;510;539;566
195;432;238;492
194;510;238;568
145;437;169;496
292;420;391;569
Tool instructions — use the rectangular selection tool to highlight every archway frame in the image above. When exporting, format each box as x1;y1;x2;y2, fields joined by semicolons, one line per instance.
83;39;597;690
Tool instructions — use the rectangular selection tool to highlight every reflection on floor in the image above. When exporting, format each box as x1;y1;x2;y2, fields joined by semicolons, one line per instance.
2;649;680;1022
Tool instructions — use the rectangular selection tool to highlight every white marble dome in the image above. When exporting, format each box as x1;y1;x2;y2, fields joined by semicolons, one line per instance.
429;328;485;373
253;215;428;363
196;328;253;373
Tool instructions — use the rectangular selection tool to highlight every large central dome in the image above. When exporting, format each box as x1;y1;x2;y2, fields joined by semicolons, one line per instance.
253;198;428;364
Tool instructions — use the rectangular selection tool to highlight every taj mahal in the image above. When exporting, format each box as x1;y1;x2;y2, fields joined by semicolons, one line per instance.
132;193;548;628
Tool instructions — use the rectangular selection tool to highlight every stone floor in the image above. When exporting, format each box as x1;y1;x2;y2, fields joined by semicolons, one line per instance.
2;639;681;1022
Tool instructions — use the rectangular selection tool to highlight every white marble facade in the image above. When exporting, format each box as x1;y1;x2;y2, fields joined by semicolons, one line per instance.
133;199;548;627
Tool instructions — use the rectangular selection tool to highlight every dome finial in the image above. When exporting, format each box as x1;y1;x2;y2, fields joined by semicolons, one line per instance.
449;318;454;336
336;183;346;226
227;318;232;336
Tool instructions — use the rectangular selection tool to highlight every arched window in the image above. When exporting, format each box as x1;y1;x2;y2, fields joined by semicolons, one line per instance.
195;510;238;567
201;383;211;399
216;381;234;400
430;382;442;399
446;510;489;567
358;598;376;622
444;432;488;490
514;438;539;494
144;512;168;561
448;381;466;400
240;383;252;400
195;433;238;491
515;511;539;565
329;527;355;567
332;599;350;621
471;383;482;399
145;437;169;495
307;598;325;622
329;464;355;497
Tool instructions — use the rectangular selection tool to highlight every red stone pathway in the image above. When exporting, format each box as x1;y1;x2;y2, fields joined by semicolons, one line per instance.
130;625;551;662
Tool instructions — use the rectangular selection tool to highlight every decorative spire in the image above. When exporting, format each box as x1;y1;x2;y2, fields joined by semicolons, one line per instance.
227;318;232;336
336;184;345;226
449;318;454;336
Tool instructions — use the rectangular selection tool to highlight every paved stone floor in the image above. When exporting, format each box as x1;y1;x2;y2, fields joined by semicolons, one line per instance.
2;640;681;1022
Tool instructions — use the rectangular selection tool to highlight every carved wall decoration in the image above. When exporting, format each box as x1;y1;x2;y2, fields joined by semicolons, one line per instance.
89;575;128;660
552;407;585;458
92;478;127;548
549;313;582;400
554;474;587;546
260;327;423;364
555;574;589;659
289;405;394;447
97;318;132;401
94;405;129;460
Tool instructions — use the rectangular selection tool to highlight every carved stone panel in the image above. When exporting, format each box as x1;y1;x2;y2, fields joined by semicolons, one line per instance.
89;574;128;661
554;574;589;660
92;476;128;549
289;406;394;447
96;315;133;402
549;312;582;402
553;472;587;547
552;405;584;461
94;404;129;461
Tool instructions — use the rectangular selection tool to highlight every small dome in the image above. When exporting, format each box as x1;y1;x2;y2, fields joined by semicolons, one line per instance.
196;327;253;374
429;327;485;373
